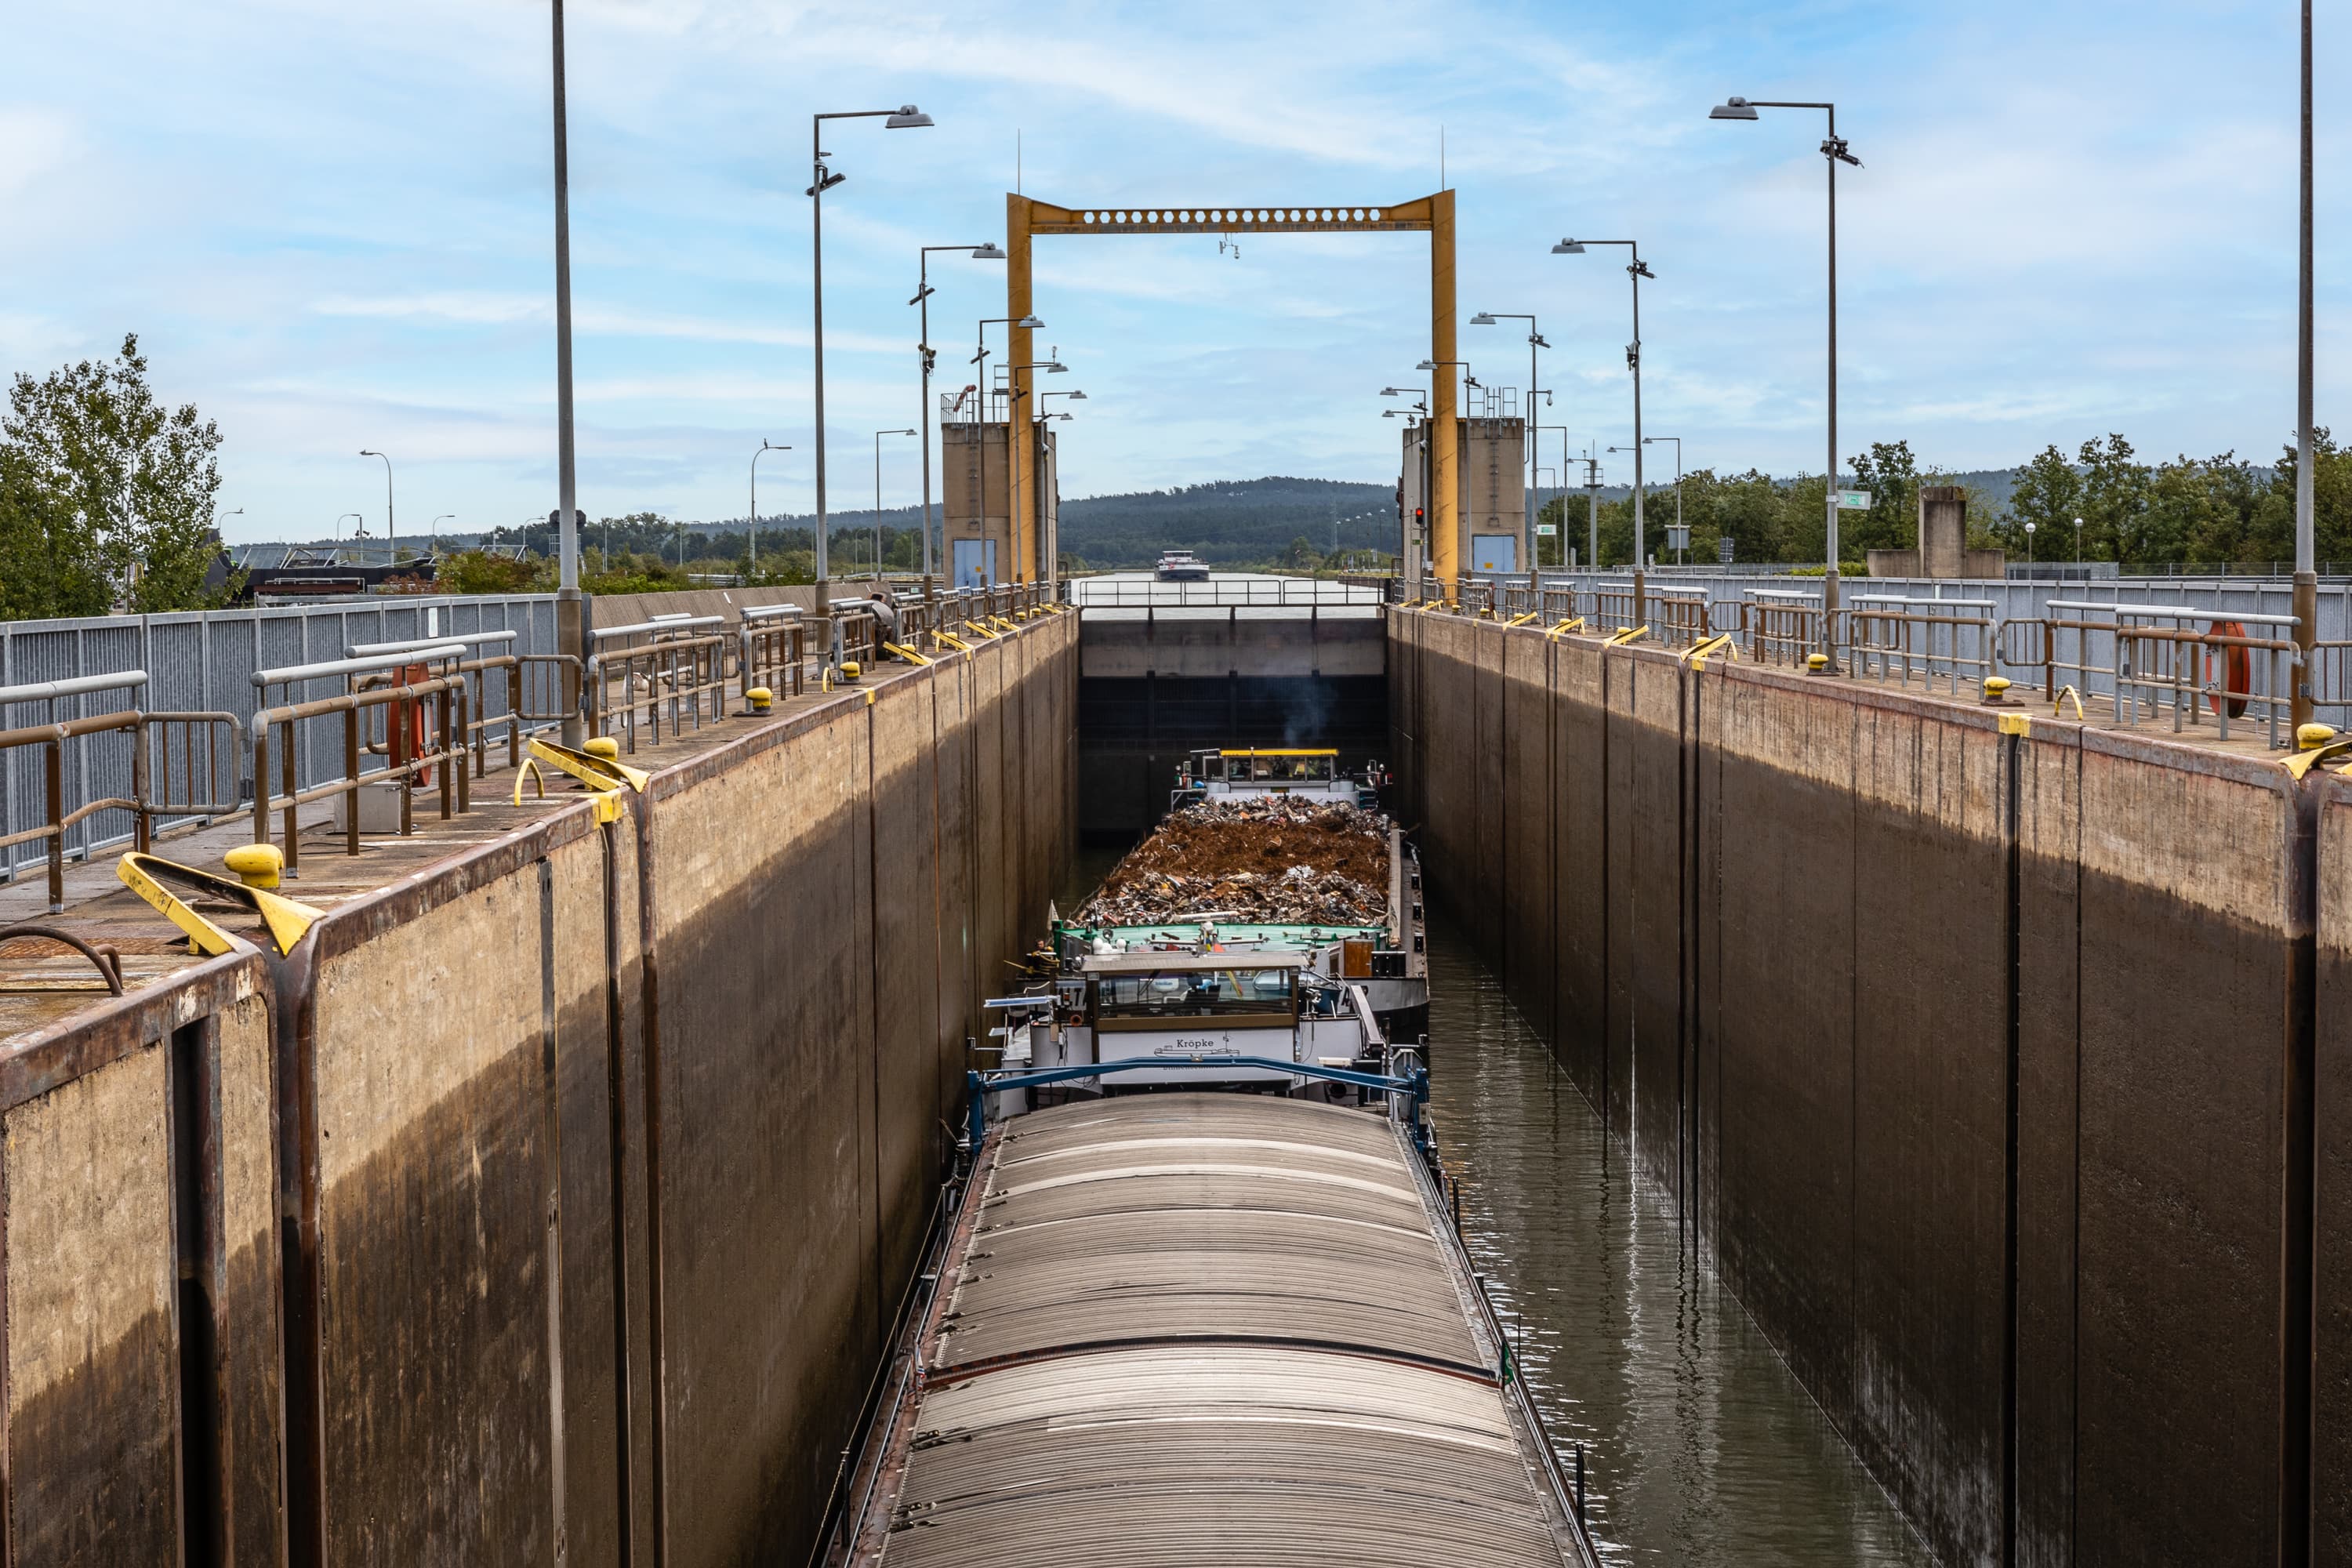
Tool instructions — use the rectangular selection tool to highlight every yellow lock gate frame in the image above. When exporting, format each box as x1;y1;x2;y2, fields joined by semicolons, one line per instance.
1006;194;1461;601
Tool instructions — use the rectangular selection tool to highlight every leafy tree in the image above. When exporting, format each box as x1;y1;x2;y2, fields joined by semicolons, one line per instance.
2005;444;2083;561
1845;439;1919;556
2;333;231;612
434;550;546;595
2075;433;2149;562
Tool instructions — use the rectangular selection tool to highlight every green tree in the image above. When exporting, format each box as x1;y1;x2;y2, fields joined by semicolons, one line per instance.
2075;433;2149;562
2250;426;2351;567
2005;444;2083;561
2;333;231;612
1845;439;1919;557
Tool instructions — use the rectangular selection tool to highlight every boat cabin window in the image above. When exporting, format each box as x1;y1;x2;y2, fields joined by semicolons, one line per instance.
1238;754;1334;783
1094;967;1296;1020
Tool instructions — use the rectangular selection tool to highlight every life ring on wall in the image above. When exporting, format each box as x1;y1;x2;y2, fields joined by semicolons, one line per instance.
2205;621;2250;720
394;661;432;786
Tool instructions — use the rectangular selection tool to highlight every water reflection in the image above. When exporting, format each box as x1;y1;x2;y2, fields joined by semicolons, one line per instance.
1423;933;1931;1567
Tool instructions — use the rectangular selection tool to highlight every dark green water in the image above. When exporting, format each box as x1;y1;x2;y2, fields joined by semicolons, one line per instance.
1421;929;1933;1566
1060;847;1929;1564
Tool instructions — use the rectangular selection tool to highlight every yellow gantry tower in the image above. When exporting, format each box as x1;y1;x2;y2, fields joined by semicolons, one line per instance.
1004;193;1460;600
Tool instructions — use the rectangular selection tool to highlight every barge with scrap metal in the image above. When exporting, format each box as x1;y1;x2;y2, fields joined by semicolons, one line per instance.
808;749;1584;1565
826;1085;1596;1565
1043;749;1429;1072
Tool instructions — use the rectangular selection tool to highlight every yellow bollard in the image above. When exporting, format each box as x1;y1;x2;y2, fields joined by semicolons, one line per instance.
585;736;620;761
839;661;862;682
223;843;285;891
747;686;773;714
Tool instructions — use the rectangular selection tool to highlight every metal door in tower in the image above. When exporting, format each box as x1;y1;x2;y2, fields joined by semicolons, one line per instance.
1471;535;1518;573
953;538;996;590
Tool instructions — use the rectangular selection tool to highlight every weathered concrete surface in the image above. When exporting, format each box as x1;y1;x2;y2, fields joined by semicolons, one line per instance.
1393;607;2325;1567
1;956;282;1566
0;610;1075;1566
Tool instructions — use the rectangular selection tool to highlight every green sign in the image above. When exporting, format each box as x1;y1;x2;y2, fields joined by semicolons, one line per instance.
1835;490;1872;510
1536;524;1557;536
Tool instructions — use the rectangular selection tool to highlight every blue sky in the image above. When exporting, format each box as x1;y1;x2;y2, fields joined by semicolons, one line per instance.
2;1;2341;544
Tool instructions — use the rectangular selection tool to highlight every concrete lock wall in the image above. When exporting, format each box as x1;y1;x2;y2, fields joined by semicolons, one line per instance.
1392;608;2331;1566
0;610;1075;1566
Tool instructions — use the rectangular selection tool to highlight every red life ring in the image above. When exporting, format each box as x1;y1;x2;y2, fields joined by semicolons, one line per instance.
2205;621;2250;720
394;661;433;786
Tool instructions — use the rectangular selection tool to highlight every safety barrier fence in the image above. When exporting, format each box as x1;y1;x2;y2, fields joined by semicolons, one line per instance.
0;672;242;911
252;646;473;869
1998;603;2303;748
1847;595;2000;695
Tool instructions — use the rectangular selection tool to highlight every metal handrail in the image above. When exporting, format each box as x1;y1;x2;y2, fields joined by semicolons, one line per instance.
2002;605;2301;746
252;644;468;690
589;632;730;753
0;708;243;912
0;670;151;706
344;630;519;660
1848;595;1999;695
253;673;469;869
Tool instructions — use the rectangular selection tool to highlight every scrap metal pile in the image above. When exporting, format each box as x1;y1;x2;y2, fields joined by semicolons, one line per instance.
1078;797;1391;928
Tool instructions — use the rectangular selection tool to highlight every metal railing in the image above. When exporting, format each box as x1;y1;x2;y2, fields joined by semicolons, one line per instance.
2001;602;2302;747
1847;595;1999;695
1067;577;1381;608
589;617;731;754
739;604;808;699
0;672;242;911
1738;589;1835;668
347;630;580;779
252;646;472;869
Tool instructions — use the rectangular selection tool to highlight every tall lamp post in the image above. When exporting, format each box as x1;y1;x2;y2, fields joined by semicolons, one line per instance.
1537;425;1575;571
358;449;394;560
1470;312;1549;574
1711;95;1860;669
1613;435;1683;563
2294;0;2317;728
1000;361;1065;586
809;102;934;663
873;427;916;577
913;243;1005;584
550;0;583;746
750;440;789;573
1555;239;1654;610
430;514;455;554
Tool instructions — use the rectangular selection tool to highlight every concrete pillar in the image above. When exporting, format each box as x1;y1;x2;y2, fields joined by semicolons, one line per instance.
1919;485;1966;579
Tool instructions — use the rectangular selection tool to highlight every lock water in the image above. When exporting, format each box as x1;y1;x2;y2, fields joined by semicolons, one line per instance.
1421;927;1933;1566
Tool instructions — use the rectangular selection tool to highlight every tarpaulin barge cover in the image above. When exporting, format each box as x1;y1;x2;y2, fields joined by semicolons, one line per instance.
833;1094;1594;1566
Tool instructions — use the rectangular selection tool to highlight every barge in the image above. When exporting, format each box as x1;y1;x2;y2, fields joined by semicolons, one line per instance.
1155;547;1213;581
829;1088;1597;1565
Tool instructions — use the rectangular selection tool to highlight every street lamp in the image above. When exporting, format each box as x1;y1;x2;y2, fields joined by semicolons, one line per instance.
2294;0;2317;727
975;315;1044;417
750;440;789;573
1614;436;1683;562
913;242;1004;581
551;0;584;745
1000;361;1064;585
1556;240;1654;604
1711;93;1861;667
1472;311;1550;571
874;427;916;578
339;513;365;546
1537;424;1576;568
430;514;455;554
2074;515;2084;565
2024;521;2036;567
358;449;394;559
810;102;935;659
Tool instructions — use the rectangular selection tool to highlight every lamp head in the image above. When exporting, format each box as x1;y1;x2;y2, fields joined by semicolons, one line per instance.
884;106;935;129
1551;238;1585;255
1469;312;1497;326
1414;359;1436;370
806;170;848;196
1016;314;1045;328
971;242;1007;260
1069;390;1088;400
1710;96;1760;121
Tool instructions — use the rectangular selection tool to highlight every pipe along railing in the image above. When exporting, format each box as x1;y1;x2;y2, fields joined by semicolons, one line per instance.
0;670;242;912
